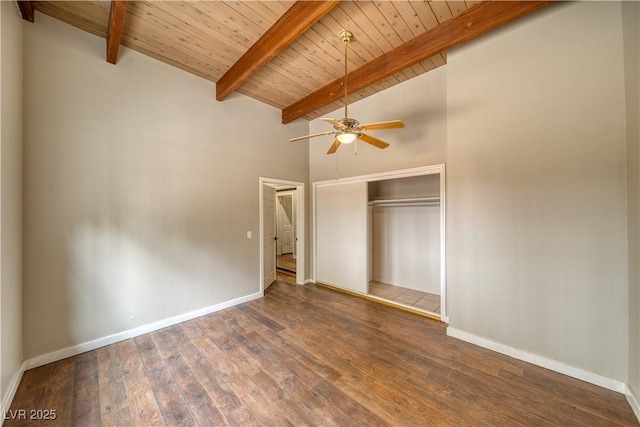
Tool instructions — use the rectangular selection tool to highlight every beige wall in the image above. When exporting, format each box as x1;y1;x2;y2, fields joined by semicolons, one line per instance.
0;0;24;410
308;65;446;182
624;1;640;398
447;2;628;381
22;13;308;359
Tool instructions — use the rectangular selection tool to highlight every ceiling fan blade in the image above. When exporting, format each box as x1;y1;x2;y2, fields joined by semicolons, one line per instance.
358;120;405;131
321;118;346;130
326;139;341;154
358;133;390;149
289;131;334;142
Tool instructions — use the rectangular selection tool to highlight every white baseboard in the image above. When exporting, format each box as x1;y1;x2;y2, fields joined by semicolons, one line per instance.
446;327;626;394
1;362;26;426
304;279;315;285
23;291;263;370
626;384;640;422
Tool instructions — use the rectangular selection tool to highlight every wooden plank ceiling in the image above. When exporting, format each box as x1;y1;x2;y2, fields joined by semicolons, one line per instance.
26;1;552;123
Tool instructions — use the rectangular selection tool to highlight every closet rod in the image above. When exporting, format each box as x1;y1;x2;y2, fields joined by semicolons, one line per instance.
368;197;440;207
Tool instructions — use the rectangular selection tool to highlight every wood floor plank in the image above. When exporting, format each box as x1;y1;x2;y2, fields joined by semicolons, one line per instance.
180;322;259;425
169;324;242;420
72;351;101;426
312;379;390;426
250;370;326;426
4;364;52;427
152;328;226;426
38;358;75;427
6;278;637;426
115;339;166;426
185;318;294;426
277;375;363;426
96;345;134;427
135;334;197;426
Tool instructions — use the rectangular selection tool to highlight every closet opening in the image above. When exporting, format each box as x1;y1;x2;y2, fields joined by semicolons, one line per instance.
367;174;442;316
312;164;446;321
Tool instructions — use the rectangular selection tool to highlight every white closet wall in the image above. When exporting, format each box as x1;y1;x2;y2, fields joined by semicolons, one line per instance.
371;205;440;294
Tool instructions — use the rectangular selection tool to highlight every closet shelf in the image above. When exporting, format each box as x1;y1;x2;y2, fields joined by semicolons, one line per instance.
368;197;440;207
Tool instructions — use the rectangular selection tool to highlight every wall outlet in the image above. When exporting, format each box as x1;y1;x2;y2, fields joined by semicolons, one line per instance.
247;231;252;239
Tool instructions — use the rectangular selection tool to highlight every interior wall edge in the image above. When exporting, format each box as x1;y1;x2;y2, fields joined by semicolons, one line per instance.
623;0;640;406
0;363;25;425
0;0;24;415
625;384;640;422
22;290;262;372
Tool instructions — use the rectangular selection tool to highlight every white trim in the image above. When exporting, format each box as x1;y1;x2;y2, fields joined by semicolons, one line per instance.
259;177;306;289
23;291;262;370
439;165;447;322
626;384;640;422
313;164;444;187
1;363;26;425
311;182;317;282
311;164;447;319
447;327;626;394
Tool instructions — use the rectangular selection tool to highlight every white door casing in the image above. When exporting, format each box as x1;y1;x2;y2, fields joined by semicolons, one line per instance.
263;184;276;289
259;177;306;289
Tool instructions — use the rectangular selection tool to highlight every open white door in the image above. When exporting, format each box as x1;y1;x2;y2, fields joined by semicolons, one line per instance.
277;193;294;255
263;184;276;289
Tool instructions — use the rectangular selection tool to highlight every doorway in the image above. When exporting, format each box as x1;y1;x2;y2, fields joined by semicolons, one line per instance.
260;178;305;293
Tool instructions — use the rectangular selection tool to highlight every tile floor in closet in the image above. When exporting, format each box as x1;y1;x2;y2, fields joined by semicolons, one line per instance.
369;281;440;314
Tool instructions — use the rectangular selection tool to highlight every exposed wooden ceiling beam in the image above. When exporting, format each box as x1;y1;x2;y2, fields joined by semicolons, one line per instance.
216;0;340;102
106;0;128;64
17;1;34;23
281;1;554;124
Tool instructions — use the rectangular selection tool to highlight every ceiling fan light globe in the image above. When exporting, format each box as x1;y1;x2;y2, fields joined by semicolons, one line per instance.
336;132;357;144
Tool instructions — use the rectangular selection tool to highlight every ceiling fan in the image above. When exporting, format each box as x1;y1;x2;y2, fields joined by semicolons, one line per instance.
289;30;405;155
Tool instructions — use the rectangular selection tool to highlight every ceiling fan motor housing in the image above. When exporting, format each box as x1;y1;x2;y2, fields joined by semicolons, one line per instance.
337;118;359;132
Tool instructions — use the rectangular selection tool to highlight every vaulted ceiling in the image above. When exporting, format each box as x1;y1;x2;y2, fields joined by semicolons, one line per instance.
17;1;552;123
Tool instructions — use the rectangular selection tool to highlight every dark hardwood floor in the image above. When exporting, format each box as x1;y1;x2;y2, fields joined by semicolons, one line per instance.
5;275;638;426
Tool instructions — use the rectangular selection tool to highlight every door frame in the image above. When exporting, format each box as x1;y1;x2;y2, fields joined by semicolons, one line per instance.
259;177;305;292
312;164;447;322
